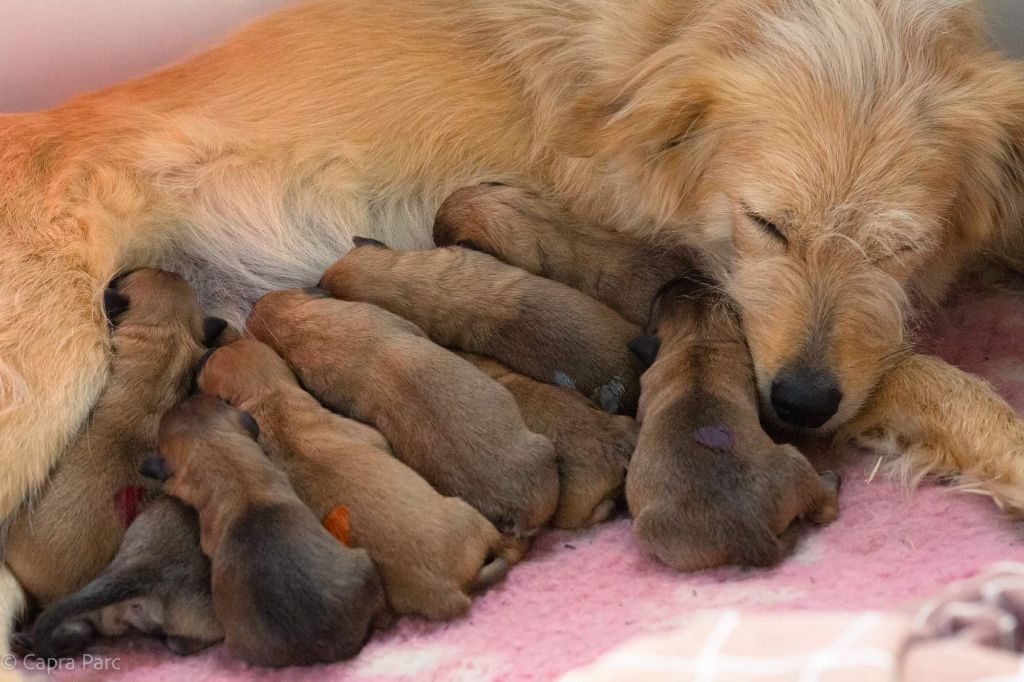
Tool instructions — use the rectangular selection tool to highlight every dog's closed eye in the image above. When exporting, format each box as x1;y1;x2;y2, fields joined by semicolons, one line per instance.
744;209;788;245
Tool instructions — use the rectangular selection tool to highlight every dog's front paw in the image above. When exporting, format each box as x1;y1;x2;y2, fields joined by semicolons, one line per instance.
840;353;1024;513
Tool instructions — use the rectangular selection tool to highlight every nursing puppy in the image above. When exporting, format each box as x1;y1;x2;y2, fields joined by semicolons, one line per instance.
145;395;386;667
434;184;695;326
5;268;225;606
246;288;559;541
320;241;642;414
626;276;840;570
461;353;635;530
197;339;511;620
26;497;222;659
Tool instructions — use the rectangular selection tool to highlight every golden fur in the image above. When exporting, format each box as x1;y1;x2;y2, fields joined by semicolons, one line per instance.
197;339;512;620
246;288;559;542
151;395;386;667
1;0;1024;641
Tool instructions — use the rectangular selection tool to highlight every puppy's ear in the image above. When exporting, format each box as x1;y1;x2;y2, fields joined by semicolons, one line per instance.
139;453;171;482
239;411;260;440
645;271;719;329
201;317;228;346
628;334;660;370
351;236;389;249
103;288;130;326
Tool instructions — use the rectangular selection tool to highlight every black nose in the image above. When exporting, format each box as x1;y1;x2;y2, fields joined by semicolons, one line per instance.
770;367;842;429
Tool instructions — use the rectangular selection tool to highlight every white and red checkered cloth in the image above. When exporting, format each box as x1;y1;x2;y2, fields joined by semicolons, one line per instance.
562;563;1024;682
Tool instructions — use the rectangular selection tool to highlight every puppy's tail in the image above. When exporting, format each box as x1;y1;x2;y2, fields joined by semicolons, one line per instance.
469;556;509;594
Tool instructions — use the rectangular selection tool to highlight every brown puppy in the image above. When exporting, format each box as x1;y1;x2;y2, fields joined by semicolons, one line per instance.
625;276;840;571
197;339;511;620
246;288;559;541
26;497;222;659
144;395;386;667
5;268;226;606
434;184;695;326
461;353;636;530
320;241;642;414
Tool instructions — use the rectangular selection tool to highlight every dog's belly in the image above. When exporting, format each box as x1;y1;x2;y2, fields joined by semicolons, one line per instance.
158;173;442;327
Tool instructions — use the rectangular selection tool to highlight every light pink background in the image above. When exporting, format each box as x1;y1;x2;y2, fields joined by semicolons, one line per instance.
1;0;1022;113
0;0;292;113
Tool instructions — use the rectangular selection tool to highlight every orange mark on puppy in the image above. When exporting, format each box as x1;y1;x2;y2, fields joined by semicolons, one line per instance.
323;505;352;547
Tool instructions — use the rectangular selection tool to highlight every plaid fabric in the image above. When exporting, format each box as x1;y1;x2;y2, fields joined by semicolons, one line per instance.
562;563;1024;682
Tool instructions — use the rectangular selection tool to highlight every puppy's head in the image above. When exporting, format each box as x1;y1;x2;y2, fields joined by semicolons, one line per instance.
197;339;298;407
246;288;326;344
147;396;262;502
108;268;228;348
433;185;552;268
562;0;1024;433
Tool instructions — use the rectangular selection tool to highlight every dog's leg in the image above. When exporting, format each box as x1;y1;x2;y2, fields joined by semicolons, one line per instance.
838;353;1024;512
0;252;110;522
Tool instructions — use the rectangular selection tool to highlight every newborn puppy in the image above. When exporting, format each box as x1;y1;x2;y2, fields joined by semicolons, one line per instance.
625;276;840;571
433;184;696;326
6;268;226;606
26;497;222;659
146;395;386;667
461;353;636;530
246;288;559;541
197;339;512;620
319;241;642;414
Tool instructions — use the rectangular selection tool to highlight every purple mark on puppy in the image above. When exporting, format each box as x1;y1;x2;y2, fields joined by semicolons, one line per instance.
693;425;733;452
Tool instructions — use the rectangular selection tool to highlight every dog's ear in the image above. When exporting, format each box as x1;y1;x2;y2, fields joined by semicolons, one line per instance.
352;236;389;249
201;317;228;346
936;61;1024;258
103;288;130;326
139;452;171;482
239;411;260;440
552;43;713;160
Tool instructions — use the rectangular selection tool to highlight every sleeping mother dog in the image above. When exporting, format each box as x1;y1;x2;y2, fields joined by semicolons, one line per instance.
1;0;1023;638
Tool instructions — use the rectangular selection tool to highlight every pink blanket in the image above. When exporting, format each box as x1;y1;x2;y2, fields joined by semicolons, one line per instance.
29;286;1024;681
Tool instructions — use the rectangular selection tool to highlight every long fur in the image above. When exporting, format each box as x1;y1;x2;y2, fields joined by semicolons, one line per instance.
1;0;1024;650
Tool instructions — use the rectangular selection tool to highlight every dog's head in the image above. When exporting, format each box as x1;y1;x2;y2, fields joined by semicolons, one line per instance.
562;0;1024;433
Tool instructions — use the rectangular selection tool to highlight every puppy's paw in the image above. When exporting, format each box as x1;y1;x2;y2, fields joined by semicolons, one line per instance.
626;434;839;571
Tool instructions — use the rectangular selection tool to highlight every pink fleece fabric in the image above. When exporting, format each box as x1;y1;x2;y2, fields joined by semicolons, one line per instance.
33;286;1024;682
